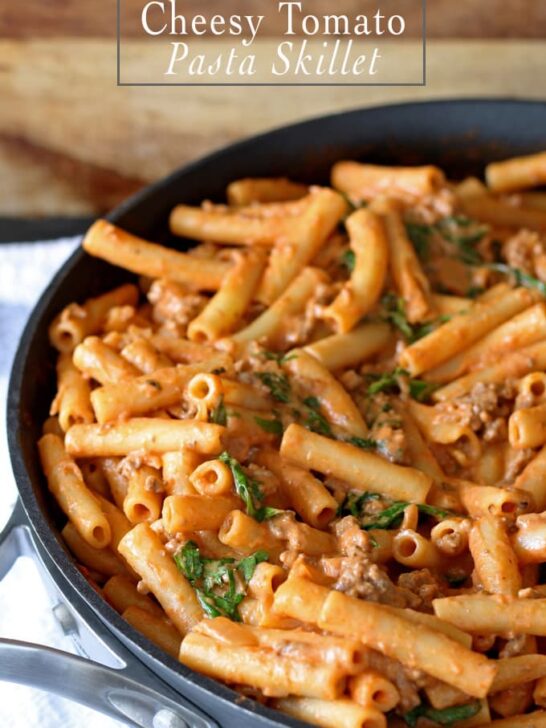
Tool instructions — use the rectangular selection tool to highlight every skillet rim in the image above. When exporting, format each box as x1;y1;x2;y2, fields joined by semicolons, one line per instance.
6;96;546;727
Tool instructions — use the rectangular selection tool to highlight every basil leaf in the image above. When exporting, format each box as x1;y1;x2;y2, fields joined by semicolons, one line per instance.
487;262;546;297
406;222;433;261
408;378;440;403
346;436;379;451
404;701;481;726
219;451;283;523
237;550;269;582
367;367;438;403
255;371;291;403
254;416;283;435
302;396;332;436
210;395;227;426
262;351;297;364
340;248;356;272
173;540;203;582
362;502;452;530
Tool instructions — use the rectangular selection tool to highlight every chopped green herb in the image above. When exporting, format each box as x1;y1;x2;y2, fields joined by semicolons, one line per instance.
219;452;283;522
436;215;487;265
255;372;291;403
346;436;379;451
366;367;438;403
174;541;268;622
254;416;283;435
487;262;546;297
381;294;449;344
362;501;452;531
403;701;481;727
337;491;381;518
262;351;297;365
406;222;433;261
210;395;227;426
302;396;332;436
340;248;356;273
466;285;485;299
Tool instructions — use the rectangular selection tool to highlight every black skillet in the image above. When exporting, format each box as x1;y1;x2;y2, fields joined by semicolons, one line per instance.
4;99;546;728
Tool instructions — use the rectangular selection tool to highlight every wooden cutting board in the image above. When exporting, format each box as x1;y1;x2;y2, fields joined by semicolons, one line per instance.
0;0;545;218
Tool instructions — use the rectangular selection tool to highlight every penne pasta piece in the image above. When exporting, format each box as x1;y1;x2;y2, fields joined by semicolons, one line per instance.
83;220;230;290
515;445;546;511
273;696;386;728
257;188;348;304
65;419;224;458
392;529;441;569
492;655;546;693
103;574;165;619
231;266;328;348
162;494;240;533
349;671;400;713
304;322;392;371
227;177;308;205
49;283;139;353
118;523;203;634
50;352;94;432
456;481;532;519
401;287;535;376
39;434;111;549
61;523;126;578
189;459;233;496
433;340;546;402
218;510;284;558
331;161;445;201
486;152;546;193
509;402;546;449
90;357;230;423
469;515;522;596
179;631;345;699
373;197;432;322
460;194;546;231
512;512;546;564
283;349;368;437
324;209;388;333
433;594;546;636
485;712;546;727
187;249;266;342
280;424;432;503
122;606;181;658
124;465;164;524
120;338;172;374
162;450;200;496
73;336;139;385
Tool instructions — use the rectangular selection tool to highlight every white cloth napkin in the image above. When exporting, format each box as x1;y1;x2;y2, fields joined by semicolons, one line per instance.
0;237;123;727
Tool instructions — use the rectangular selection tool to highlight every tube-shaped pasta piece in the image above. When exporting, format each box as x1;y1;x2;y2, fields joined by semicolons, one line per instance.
486;152;546;193
179;631;344;699
61;523;126;578
256;450;337;529
484;713;546;727
469;516;522;596
280;424;432;503
42;416;64;437
408;401;482;463
392;530;441;569
331;161;445;201
460;194;546;231
387;608;472;648
73;336;139;385
121;338;172;374
535;678;546;708
349;671;400;713
374;198;432;323
433;594;546;636
431;293;471;316
426;303;546;383
257;188;348;304
248;562;287;602
284;349;367;437
318;591;496;698
50;352;94;432
122;605;181;658
457;481;532;519
83;220;230;290
79;460;111;497
231;266;328;347
218;510;284;558
65;419;224;458
95;493;132;551
49;282;139;353
189;460;233;496
274;697;386;728
515;446;546;511
324;209;388;333
187;374;271;412
39;434;111;549
397;407;445;484
304;322;392;371
124;466;163;524
162;450;200;495
433;340;546;402
187;250;266;342
90;357;230;423
512;512;546;564
509;402;546;449
401;287;535;376
492;655;546;693
162;494;240;533
103;574;165;619
273;577;331;624
170;203;294;246
430;517;470;557
490;683;534;720
518;372;546;405
227;177;308;205
118;523;203;634
99;457;128;509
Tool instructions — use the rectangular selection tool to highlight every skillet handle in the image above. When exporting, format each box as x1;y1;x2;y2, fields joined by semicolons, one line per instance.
0;499;220;728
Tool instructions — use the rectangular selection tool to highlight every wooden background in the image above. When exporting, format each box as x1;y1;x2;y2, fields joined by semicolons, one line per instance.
0;0;545;218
